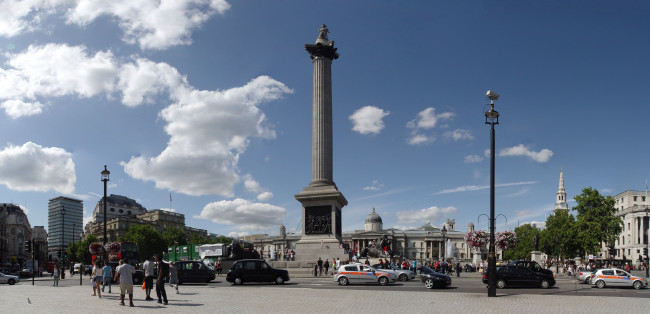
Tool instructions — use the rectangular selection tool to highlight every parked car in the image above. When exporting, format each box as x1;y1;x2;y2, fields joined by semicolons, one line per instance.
576;269;599;284
590;268;647;290
19;269;33;278
0;272;20;285
482;265;555;289
334;263;396;286
174;261;216;284
418;266;451;289
226;259;289;285
508;260;555;277
371;264;415;281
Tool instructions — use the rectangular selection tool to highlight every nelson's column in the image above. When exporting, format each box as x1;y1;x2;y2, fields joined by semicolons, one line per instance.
294;25;347;261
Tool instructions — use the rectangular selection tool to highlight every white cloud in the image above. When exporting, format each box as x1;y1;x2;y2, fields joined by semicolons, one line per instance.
228;231;250;238
0;142;76;193
363;179;384;191
406;107;454;130
349;106;389;135
499;144;553;163
0;0;232;50
443;129;473;141
256;192;273;201
0;44;120;118
1;44;293;197
435;181;537;194
464;154;483;163
195;198;286;232
395;206;457;225
122;76;292;196
406;133;435;145
406;107;453;145
391;225;419;231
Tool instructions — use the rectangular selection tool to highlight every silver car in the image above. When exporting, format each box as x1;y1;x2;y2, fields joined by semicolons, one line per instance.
371;264;416;281
576;269;597;284
0;272;20;285
590;268;647;290
334;263;396;286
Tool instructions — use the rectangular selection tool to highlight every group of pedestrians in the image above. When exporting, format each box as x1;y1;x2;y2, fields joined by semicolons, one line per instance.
78;254;178;308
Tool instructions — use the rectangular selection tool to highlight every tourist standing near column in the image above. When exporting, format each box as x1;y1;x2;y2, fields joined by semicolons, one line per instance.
102;260;112;293
114;259;136;307
169;261;179;294
52;267;59;286
143;257;154;301
155;255;168;305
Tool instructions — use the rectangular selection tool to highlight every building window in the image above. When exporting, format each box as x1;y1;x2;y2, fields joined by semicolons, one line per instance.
634;196;638;201
119;209;123;213
110;208;115;212
127;211;131;215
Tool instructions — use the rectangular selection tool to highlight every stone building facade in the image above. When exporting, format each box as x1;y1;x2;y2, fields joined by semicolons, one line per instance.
613;190;649;266
254;209;503;263
0;203;32;267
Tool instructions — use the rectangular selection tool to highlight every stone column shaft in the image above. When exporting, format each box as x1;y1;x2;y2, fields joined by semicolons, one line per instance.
312;56;333;185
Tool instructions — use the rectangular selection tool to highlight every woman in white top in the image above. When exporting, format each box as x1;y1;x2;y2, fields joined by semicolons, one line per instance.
92;260;103;298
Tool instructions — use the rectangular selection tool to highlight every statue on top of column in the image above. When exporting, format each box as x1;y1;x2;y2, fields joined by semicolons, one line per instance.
318;24;329;41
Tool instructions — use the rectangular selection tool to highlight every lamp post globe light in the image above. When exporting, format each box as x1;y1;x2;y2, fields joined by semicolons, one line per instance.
101;165;110;245
441;225;447;262
485;90;499;297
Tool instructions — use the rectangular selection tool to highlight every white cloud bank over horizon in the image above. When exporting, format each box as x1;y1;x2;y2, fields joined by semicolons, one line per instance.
395;205;457;225
435;181;537;195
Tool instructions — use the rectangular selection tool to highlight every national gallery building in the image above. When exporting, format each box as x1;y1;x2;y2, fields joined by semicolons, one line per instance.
253;208;502;263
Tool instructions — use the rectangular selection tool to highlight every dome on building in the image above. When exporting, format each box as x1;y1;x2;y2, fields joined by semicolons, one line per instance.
364;208;383;232
365;208;383;224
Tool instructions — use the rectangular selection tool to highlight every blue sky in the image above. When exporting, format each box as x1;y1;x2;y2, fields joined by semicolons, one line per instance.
1;1;648;238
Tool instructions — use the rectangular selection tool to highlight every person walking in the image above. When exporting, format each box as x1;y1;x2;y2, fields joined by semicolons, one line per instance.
154;255;168;305
143;257;155;301
52;267;59;286
90;260;103;298
317;257;323;276
216;259;222;276
169;261;179;294
114;259;136;307
102;260;112;293
324;259;330;276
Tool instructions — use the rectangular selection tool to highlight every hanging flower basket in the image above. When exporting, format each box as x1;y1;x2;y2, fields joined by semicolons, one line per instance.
465;230;488;248
89;242;105;255
496;231;518;250
104;242;121;253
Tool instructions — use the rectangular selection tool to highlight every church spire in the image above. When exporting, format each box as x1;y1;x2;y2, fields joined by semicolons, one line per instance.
555;169;568;210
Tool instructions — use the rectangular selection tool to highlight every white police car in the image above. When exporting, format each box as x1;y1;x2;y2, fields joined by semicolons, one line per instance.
334;263;396;286
590;268;647;289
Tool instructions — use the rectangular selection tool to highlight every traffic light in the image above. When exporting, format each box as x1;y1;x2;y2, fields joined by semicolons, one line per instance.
24;240;32;253
608;245;616;257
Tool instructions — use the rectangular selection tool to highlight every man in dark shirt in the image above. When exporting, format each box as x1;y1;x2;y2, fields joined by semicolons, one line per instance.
154;255;168;305
317;257;323;276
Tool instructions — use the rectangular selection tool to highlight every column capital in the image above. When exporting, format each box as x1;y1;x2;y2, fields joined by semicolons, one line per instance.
305;42;339;60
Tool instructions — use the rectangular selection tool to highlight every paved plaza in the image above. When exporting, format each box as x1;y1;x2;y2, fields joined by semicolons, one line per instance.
2;276;648;313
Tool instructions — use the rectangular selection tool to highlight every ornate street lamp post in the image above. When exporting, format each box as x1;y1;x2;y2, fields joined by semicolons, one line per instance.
80;230;84;286
101;166;110;245
441;225;447;262
485;90;500;297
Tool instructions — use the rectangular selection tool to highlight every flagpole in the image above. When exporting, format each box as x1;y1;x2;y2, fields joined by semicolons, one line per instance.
169;192;172;211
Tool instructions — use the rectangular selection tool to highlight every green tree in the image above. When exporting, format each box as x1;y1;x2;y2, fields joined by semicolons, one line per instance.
572;187;622;255
119;225;167;261
72;234;98;265
210;235;233;245
540;208;578;260
503;223;541;260
188;233;210;245
162;226;187;246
